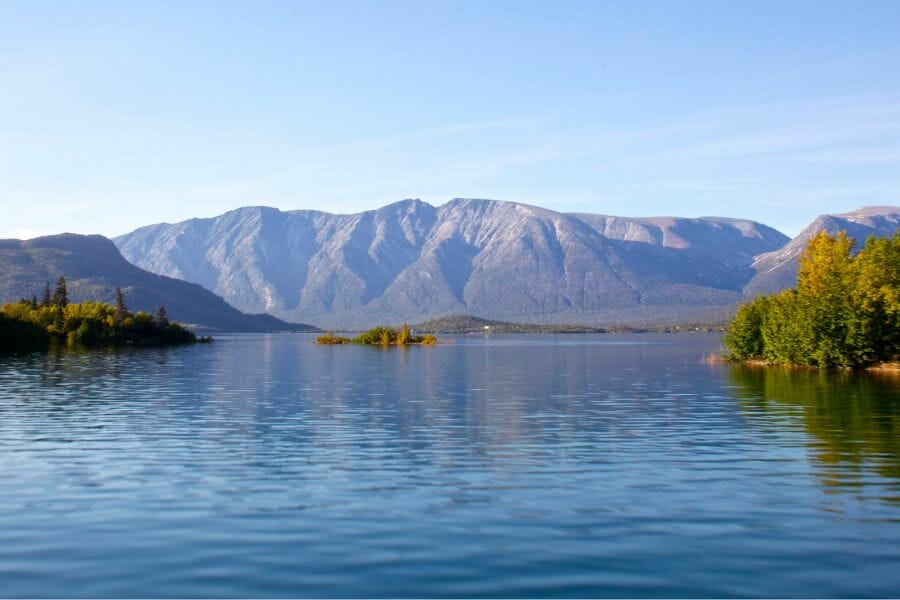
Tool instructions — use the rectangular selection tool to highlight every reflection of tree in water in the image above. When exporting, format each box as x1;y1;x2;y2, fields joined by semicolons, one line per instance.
729;366;900;496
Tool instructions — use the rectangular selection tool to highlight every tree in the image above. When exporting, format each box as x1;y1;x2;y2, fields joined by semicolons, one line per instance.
52;276;69;308
397;323;411;346
723;230;899;368
2;298;198;349
794;231;855;366
848;235;900;363
760;289;808;364
42;282;52;307
114;288;128;322
351;326;396;345
722;295;767;360
155;306;169;328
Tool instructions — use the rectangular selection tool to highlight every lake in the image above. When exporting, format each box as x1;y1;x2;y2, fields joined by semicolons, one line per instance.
1;333;898;597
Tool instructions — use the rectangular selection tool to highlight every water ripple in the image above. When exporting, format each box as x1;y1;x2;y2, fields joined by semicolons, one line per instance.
0;333;898;597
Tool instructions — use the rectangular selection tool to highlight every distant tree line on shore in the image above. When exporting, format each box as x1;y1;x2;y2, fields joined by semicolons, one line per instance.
0;277;206;352
317;325;437;346
724;231;899;368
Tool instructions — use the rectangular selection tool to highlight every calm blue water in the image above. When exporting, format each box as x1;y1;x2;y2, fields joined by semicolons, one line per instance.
0;333;898;597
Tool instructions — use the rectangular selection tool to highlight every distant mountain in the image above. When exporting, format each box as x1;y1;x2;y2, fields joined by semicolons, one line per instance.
0;234;318;332
745;206;900;296
115;198;788;327
412;314;721;334
412;314;605;334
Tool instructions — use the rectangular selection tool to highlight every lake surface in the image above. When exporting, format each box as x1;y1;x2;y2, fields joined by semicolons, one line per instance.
1;333;898;597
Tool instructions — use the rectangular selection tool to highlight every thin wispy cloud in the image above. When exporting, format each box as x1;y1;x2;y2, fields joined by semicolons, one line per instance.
1;3;898;238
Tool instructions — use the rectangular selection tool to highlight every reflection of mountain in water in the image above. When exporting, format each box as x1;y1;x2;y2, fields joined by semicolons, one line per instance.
729;366;900;495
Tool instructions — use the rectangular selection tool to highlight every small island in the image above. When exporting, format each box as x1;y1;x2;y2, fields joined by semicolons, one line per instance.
0;278;208;352
723;231;898;369
316;324;437;346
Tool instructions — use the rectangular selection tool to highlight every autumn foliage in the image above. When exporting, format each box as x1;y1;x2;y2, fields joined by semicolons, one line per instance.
724;231;899;367
1;295;201;351
316;324;437;346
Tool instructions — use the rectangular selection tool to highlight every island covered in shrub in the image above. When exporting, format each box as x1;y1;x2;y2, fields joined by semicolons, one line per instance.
317;324;437;346
724;231;898;368
0;278;207;352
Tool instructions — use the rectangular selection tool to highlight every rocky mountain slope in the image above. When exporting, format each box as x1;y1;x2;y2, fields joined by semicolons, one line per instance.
745;206;900;296
115;198;789;327
0;234;317;332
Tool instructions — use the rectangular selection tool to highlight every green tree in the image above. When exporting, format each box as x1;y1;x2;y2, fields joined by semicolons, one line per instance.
1;298;200;349
724;230;899;368
114;287;129;323
42;281;52;307
397;323;411;346
848;234;900;363
52;276;69;308
759;290;808;364
795;231;855;366
0;312;50;352
155;306;169;327
722;295;767;360
352;326;396;345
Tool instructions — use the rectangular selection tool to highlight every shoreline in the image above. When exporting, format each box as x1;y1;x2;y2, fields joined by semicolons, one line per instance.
704;353;900;374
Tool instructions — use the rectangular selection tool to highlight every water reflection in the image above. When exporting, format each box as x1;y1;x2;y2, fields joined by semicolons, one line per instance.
729;365;900;498
3;335;900;597
190;333;730;464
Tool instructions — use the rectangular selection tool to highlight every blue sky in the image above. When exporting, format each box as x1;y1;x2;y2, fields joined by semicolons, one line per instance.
1;0;898;238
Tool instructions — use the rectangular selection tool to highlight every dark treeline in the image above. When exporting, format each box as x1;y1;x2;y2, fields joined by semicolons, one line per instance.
724;231;899;368
0;278;204;352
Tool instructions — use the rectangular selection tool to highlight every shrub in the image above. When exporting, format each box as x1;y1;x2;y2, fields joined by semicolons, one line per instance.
316;333;351;344
352;326;397;345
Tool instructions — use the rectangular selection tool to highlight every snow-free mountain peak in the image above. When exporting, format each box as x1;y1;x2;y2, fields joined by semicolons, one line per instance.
115;198;792;328
745;205;899;296
0;233;317;332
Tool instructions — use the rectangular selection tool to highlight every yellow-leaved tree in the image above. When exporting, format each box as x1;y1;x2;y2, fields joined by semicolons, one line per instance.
724;230;899;367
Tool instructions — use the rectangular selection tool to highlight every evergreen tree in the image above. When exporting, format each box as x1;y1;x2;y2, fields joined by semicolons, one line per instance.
155;306;169;327
42;282;51;307
52;276;69;308
114;288;128;322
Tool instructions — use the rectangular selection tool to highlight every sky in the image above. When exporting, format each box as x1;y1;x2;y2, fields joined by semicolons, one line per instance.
1;0;898;239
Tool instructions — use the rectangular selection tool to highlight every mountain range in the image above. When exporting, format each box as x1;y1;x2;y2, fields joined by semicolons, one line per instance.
0;234;317;332
744;206;900;296
2;201;895;330
114;198;895;328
